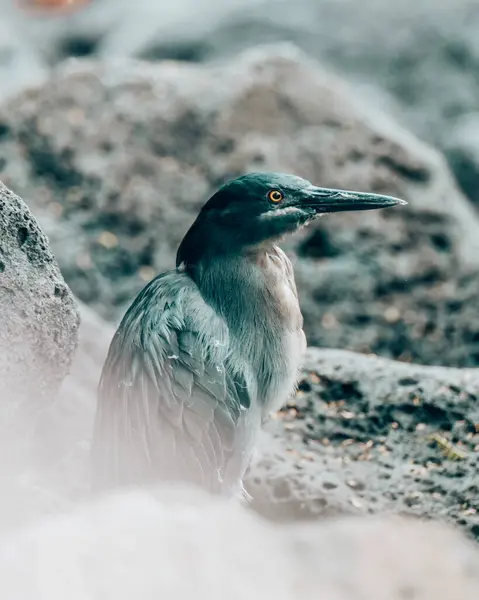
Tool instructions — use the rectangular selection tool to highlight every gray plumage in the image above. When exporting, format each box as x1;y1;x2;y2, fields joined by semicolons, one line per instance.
91;172;406;497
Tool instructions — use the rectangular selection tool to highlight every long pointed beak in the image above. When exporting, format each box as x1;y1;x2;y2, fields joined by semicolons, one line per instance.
306;186;407;213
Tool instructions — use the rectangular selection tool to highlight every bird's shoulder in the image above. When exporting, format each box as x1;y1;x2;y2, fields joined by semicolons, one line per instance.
95;269;253;492
117;269;228;346
103;267;251;417
110;270;237;390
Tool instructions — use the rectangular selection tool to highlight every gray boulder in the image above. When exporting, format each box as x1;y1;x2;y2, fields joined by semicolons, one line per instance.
0;486;477;600
0;180;78;529
247;347;479;541
0;180;79;420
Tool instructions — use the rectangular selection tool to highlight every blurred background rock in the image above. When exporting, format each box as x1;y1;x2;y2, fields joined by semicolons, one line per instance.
4;0;479;198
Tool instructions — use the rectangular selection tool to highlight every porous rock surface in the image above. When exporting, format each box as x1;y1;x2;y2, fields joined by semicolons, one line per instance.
0;181;79;530
0;486;478;600
0;180;79;420
247;348;479;541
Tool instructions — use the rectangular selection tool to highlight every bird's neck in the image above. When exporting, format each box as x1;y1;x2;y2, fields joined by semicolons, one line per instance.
185;248;278;330
185;246;302;408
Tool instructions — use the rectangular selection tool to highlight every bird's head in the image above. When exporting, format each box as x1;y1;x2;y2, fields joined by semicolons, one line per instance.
177;172;407;266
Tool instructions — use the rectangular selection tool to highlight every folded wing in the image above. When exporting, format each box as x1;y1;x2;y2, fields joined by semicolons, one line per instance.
91;271;252;495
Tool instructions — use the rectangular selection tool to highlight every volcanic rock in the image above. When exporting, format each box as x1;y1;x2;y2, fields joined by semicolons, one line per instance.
247;347;479;541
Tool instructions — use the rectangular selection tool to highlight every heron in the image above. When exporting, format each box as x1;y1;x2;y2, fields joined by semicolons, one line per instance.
91;172;406;498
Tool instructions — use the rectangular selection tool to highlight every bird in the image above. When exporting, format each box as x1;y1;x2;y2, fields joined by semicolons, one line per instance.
91;172;406;498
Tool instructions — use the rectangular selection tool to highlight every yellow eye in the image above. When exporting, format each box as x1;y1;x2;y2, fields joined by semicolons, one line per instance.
268;190;283;203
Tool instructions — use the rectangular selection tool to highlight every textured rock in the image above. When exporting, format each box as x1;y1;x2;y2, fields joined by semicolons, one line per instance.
247;348;479;541
1;45;479;366
0;486;478;600
0;180;79;530
0;180;79;421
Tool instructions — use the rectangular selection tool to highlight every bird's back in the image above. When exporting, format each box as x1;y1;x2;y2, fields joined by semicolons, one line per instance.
91;270;260;497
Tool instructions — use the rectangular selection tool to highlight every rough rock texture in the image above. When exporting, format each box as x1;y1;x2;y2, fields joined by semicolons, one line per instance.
1;45;479;367
0;486;478;600
0;180;79;531
0;180;79;421
246;348;479;541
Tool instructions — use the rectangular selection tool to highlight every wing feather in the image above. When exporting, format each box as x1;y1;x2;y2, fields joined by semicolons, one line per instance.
91;271;252;495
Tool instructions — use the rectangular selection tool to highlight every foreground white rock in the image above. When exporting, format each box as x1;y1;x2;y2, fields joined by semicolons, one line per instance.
0;486;477;600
